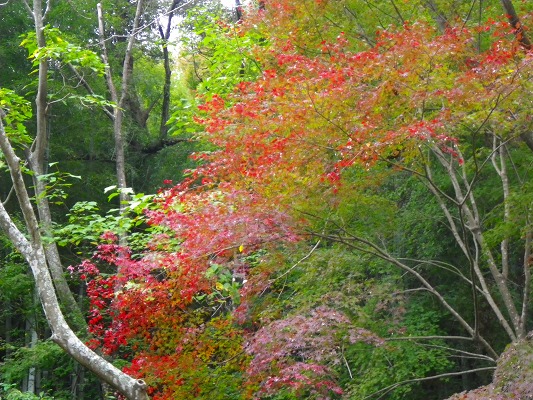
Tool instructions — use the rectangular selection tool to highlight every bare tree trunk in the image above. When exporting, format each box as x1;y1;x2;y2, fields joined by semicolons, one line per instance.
498;0;533;152
26;289;39;395
0;114;149;400
97;0;145;214
491;136;510;279
4;300;12;358
429;144;523;339
424;0;448;32
157;0;181;140
23;0;87;333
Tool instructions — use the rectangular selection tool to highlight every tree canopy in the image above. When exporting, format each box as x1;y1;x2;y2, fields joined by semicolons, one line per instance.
1;0;533;399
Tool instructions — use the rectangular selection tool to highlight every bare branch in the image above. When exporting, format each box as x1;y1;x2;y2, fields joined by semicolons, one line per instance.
22;0;33;16
398;258;474;287
390;0;404;24
43;0;51;19
67;63;114;121
342;5;376;46
272;239;321;282
2;185;14;206
364;367;496;400
342;345;353;380
416;343;496;362
386;335;474;342
310;228;498;359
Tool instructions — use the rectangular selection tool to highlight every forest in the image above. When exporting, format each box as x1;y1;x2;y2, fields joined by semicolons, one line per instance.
1;0;533;399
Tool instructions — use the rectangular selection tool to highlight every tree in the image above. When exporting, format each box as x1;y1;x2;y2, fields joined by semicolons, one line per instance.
4;0;533;398
97;0;145;212
168;1;533;394
0;98;148;399
0;0;151;398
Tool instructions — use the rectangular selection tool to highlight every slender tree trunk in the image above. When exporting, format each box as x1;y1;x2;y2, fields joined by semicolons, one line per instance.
26;289;39;395
25;0;87;333
159;33;172;139
235;0;243;21
157;1;180;140
424;0;448;32
0;115;149;400
4;300;12;358
491;136;510;279
97;1;145;214
498;0;533;153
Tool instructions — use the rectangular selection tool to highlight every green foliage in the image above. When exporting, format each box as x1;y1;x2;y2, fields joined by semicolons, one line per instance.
344;303;456;399
0;263;33;305
254;243;457;399
0;384;54;400
136;141;200;193
167;97;204;136
180;6;264;99
3;1;533;399
0;88;33;146
204;263;242;305
35;163;81;206
20;27;105;74
18;26;114;112
1;341;70;391
54;190;159;250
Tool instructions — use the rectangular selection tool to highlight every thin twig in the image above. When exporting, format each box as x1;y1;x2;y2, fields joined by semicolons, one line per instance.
386;335;474;342
272;239;321;282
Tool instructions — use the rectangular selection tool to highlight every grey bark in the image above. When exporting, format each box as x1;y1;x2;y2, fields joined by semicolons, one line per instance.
0;114;149;400
97;0;145;214
497;0;533;152
26;289;39;395
25;0;87;333
424;0;448;32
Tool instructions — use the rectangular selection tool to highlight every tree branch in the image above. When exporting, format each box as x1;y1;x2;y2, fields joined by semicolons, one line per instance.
364;367;496;400
500;0;531;50
309;227;498;359
67;63;114;121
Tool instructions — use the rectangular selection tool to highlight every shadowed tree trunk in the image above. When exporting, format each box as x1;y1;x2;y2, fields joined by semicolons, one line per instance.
158;0;181;140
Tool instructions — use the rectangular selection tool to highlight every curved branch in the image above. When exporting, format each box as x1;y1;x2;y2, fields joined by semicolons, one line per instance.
310;228;498;359
364;367;496;400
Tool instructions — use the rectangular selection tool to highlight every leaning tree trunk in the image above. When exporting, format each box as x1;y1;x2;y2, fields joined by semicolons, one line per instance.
0;113;149;400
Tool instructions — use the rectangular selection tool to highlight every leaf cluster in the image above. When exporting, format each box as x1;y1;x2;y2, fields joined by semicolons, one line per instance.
20;27;105;75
